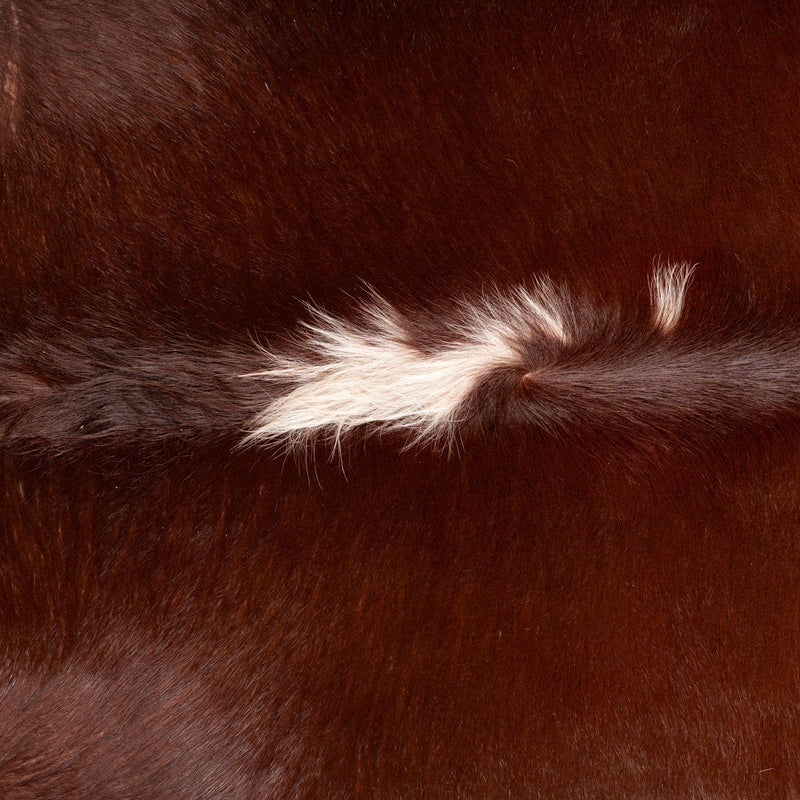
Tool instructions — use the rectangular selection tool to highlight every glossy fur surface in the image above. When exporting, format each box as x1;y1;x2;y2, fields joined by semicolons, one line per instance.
3;1;800;797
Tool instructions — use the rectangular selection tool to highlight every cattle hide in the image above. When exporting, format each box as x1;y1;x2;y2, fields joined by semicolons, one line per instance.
2;1;800;797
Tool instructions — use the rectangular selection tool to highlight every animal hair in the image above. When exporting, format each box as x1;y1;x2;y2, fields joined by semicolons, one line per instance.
6;261;800;454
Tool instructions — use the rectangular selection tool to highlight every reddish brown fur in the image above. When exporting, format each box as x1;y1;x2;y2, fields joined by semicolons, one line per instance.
3;1;800;797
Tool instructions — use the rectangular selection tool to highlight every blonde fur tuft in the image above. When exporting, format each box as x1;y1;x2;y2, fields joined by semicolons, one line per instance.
650;260;695;334
246;262;693;448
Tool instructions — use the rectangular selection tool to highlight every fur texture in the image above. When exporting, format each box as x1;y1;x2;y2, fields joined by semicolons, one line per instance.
4;1;800;798
247;262;704;448
650;260;695;334
3;261;798;453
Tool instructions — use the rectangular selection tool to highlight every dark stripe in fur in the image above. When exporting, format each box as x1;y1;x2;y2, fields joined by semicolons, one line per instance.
4;294;800;452
0;330;267;451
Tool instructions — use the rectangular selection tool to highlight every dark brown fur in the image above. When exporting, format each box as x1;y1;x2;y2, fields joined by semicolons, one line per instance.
3;1;800;797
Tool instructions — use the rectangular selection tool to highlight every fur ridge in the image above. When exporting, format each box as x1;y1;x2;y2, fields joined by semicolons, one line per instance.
4;262;800;452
